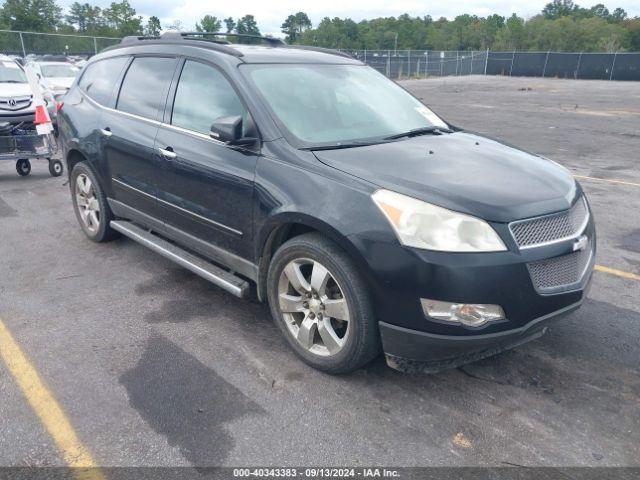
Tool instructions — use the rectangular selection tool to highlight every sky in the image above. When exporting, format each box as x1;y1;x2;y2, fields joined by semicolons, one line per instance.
65;0;640;37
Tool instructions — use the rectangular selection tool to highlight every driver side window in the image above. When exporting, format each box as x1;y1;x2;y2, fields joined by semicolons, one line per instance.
171;60;246;136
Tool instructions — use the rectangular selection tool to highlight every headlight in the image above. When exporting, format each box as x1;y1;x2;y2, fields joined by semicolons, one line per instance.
372;189;506;252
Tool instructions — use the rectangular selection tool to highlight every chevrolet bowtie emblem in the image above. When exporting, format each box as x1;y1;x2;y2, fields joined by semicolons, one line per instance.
573;235;588;252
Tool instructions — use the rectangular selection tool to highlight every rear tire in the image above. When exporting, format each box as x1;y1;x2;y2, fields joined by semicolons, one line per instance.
16;159;31;176
70;162;119;242
267;233;380;374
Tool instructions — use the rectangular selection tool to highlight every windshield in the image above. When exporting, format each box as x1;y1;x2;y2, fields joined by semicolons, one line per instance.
0;61;27;83
41;64;79;78
242;64;448;148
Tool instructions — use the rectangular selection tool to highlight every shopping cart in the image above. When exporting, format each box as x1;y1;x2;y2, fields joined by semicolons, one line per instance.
0;124;62;177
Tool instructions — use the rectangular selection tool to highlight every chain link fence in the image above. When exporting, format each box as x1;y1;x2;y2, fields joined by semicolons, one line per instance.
342;50;488;78
0;30;120;57
1;31;639;80
341;49;640;81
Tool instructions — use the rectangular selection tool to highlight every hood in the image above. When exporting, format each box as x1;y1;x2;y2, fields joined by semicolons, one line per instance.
0;83;35;114
313;132;578;223
45;77;74;90
0;82;32;97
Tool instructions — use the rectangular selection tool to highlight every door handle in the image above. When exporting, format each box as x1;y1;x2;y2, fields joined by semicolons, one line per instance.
158;147;177;159
100;127;112;137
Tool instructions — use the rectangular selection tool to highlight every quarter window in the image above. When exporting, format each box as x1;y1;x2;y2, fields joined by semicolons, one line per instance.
78;57;128;106
172;60;246;135
117;57;176;120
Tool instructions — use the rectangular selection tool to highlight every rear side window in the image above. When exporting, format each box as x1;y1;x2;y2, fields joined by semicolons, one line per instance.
117;57;176;120
171;60;246;135
78;57;128;106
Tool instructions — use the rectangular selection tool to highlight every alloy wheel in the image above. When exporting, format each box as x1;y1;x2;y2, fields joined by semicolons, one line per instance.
75;173;101;234
277;258;350;356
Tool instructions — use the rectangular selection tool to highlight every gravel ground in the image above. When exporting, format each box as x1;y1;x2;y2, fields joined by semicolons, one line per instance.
0;76;638;468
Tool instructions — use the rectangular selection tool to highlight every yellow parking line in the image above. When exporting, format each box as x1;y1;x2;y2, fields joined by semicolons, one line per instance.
574;175;640;188
595;264;640;281
0;318;104;480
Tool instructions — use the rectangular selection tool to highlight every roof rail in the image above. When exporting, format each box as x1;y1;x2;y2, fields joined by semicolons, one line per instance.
161;31;286;46
106;34;244;57
120;35;159;45
286;45;355;60
106;33;354;62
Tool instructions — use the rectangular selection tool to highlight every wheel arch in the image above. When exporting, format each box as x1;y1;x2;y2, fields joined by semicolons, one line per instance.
255;213;375;303
65;148;108;189
66;148;87;176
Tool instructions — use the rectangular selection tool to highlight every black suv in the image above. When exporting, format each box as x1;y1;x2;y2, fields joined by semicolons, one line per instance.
59;32;595;374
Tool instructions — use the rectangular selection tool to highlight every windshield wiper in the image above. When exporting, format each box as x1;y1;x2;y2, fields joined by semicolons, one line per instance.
0;80;23;83
303;140;387;151
385;126;453;140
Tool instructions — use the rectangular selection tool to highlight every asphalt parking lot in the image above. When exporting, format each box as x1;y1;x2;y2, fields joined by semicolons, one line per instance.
0;76;638;469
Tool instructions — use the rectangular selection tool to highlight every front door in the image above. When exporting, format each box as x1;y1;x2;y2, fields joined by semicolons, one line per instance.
154;59;258;260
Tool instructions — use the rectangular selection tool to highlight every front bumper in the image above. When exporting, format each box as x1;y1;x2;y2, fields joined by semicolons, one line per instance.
0;112;36;123
381;294;587;373
348;201;596;372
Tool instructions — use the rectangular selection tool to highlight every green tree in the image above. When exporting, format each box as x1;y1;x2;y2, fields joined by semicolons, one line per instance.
542;0;576;19
223;16;235;33
625;18;640;50
236;14;260;42
65;2;89;31
102;0;141;35
281;11;312;43
144;15;161;36
589;3;609;19
492;14;525;50
195;14;221;33
0;0;62;31
610;8;627;23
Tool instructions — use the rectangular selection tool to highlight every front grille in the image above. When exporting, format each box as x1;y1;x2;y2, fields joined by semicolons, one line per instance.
0;96;32;111
510;197;588;248
527;240;593;293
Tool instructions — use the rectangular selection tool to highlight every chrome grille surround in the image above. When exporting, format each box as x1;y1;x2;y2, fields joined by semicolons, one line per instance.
527;239;593;294
510;196;589;249
0;96;32;111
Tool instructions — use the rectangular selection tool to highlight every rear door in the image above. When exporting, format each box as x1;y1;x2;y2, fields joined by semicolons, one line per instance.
102;56;178;219
154;59;259;260
73;55;129;178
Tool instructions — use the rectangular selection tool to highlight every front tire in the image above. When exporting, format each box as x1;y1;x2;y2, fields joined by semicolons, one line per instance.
70;162;119;242
267;233;380;374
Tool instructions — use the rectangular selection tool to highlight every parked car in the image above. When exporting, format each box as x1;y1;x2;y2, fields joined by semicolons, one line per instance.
0;55;35;123
58;33;595;374
0;55;55;124
26;60;80;101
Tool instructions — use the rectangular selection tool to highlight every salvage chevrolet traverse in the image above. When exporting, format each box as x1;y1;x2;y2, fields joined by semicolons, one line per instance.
58;32;595;374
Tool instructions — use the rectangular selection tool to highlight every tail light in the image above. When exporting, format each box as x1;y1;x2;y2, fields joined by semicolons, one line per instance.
55;102;64;114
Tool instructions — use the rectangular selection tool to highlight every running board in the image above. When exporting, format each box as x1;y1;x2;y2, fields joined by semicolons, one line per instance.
110;220;250;298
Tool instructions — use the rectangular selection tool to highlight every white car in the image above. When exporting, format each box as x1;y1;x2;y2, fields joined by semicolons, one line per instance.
0;55;56;125
27;61;80;101
0;55;37;124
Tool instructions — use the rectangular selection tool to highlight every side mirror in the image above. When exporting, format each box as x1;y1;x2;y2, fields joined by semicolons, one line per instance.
210;115;256;146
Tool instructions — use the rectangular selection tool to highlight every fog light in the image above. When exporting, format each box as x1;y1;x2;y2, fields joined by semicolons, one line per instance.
421;299;505;327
